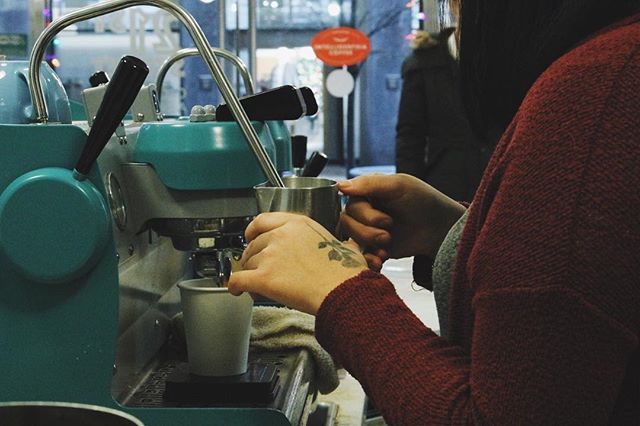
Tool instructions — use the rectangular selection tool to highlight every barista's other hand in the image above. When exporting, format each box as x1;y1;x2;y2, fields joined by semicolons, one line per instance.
227;212;368;315
337;173;465;261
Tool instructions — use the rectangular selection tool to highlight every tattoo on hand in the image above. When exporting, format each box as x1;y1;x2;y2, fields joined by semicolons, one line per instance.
307;224;365;268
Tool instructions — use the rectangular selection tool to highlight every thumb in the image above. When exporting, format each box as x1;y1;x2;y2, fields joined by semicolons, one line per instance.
228;271;273;303
227;270;255;296
337;174;400;199
343;238;362;252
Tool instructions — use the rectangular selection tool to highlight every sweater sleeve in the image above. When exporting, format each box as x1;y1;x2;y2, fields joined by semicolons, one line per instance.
316;272;475;425
316;21;640;426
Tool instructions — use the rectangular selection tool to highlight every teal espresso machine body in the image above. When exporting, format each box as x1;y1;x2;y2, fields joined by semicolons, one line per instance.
0;2;325;425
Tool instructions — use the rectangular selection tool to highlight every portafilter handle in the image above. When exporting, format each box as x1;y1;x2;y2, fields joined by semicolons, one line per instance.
74;55;149;178
215;85;319;122
301;151;328;178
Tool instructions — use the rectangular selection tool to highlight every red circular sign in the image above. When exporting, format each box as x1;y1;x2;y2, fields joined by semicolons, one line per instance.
311;27;371;67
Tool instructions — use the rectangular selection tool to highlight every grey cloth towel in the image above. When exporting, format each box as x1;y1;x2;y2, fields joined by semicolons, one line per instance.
250;306;339;394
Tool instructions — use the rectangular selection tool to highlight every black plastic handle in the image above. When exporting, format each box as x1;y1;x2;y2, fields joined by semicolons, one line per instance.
299;87;318;116
291;135;308;169
74;55;149;176
215;85;318;121
301;151;328;177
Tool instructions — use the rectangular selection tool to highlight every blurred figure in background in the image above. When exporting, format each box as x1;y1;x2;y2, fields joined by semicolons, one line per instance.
396;9;494;290
395;21;492;202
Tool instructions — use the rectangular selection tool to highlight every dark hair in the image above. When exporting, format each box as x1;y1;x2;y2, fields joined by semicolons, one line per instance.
455;0;640;142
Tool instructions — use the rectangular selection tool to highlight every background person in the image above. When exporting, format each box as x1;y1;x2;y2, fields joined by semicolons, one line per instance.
395;27;491;202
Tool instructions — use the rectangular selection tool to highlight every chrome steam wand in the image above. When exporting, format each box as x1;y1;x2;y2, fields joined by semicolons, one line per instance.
28;0;284;187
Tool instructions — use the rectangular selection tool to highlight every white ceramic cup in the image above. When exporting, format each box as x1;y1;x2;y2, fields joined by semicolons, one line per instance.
177;278;253;376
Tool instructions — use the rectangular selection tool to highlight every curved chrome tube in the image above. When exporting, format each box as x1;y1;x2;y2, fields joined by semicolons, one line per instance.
28;0;283;187
156;47;255;101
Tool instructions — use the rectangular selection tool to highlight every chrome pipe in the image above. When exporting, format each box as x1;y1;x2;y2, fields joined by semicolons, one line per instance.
156;47;255;101
28;0;283;187
218;0;226;53
248;0;257;83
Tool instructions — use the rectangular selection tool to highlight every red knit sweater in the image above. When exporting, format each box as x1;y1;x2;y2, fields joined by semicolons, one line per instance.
316;15;640;425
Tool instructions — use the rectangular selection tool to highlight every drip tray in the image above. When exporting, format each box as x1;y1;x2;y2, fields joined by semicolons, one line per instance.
163;362;280;405
124;350;314;414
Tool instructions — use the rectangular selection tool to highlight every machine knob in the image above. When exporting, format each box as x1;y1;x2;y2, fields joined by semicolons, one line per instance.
0;168;111;284
89;71;109;87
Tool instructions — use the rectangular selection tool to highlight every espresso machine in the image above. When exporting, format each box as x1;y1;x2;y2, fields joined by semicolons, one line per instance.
0;1;327;425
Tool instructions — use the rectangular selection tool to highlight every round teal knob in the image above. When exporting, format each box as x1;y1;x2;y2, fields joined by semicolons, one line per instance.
0;167;111;284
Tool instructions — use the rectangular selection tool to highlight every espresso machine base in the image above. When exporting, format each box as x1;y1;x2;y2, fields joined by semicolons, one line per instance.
125;350;315;425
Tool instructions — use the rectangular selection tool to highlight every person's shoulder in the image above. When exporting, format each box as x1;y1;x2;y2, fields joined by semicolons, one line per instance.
411;30;439;50
525;14;640;110
540;15;640;86
402;50;437;72
402;29;453;74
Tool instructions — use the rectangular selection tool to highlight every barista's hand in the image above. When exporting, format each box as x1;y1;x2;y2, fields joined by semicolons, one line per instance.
227;212;368;315
337;173;466;269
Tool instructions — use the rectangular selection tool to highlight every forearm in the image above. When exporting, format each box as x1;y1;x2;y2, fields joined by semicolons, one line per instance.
316;271;474;425
315;271;636;425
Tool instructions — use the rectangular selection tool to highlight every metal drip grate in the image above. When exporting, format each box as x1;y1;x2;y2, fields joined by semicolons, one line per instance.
127;361;178;408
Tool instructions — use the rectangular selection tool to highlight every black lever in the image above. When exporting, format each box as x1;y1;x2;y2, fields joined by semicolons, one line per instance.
215;85;318;122
291;135;308;171
301;151;328;177
299;87;318;116
74;55;149;177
